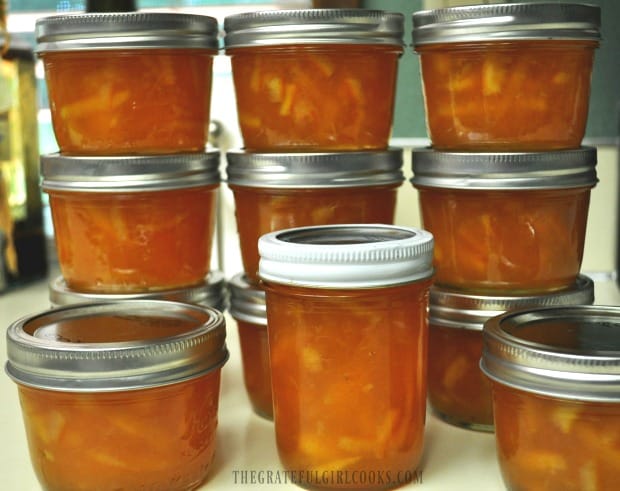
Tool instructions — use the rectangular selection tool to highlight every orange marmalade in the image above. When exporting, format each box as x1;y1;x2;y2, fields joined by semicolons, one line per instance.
229;273;273;420
259;225;434;490
411;147;597;294
412;3;600;151
482;305;620;491
5;300;228;491
428;277;594;432
226;149;403;284
35;12;218;155
224;10;404;151
41;152;220;293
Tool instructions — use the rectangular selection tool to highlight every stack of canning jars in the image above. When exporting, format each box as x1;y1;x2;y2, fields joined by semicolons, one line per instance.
410;0;602;480
224;9;437;490
4;12;230;491
223;9;406;420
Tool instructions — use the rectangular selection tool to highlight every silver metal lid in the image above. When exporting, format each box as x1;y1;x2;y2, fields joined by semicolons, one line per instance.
36;12;219;52
430;274;594;331
5;300;229;392
226;148;404;188
259;224;434;288
224;9;404;48
40;151;221;192
411;147;597;190
49;271;228;312
412;2;601;46
481;305;620;402
228;273;267;326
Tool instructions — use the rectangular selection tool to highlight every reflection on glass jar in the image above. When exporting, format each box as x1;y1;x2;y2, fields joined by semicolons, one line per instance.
6;300;229;491
224;10;404;151
41;152;220;293
482;305;620;491
259;224;434;490
412;3;600;151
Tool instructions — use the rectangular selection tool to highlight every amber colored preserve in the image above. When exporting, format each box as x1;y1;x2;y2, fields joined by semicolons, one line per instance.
263;281;431;489
237;319;273;419
48;186;218;292
231;186;398;283
417;187;591;293
228;45;400;151
417;41;597;150
428;327;493;429
18;373;221;491
492;383;620;491
42;49;214;154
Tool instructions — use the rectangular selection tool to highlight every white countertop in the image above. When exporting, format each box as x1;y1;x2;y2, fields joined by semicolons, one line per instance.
2;272;619;491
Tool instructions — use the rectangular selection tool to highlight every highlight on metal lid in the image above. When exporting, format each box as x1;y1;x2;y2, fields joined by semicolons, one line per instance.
228;273;267;326
224;9;404;48
36;11;219;52
258;223;434;288
412;2;601;46
5;300;228;392
481;305;620;402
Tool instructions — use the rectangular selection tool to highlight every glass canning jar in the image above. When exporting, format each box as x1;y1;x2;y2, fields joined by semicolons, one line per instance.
228;272;272;420
429;275;594;432
411;147;597;294
412;2;600;151
49;270;227;312
35;12;218;155
481;305;620;491
223;9;404;151
5;300;228;491
258;224;434;490
227;149;403;284
41;151;220;293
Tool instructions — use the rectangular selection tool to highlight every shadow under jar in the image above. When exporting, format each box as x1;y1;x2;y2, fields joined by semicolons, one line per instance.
228;272;272;420
481;305;620;491
5;300;229;491
223;9;404;151
428;275;594;432
226;149;404;284
411;147;597;294
35;12;218;155
41;151;220;293
259;224;434;490
412;2;600;151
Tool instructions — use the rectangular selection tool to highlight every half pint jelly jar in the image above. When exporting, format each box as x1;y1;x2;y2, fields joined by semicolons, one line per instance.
428;274;594;432
223;9;404;151
228;272;272;420
258;224;434;490
49;271;228;311
227;149;404;283
36;12;218;155
412;2;600;151
41;151;220;293
481;305;620;491
411;147;597;294
5;300;229;491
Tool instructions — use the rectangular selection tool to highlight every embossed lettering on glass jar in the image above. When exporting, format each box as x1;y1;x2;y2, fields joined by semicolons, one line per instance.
49;271;227;312
5;300;228;491
223;9;404;151
41;151;220;293
228;273;272;420
429;275;593;432
412;3;600;151
36;12;218;155
259;224;434;490
227;149;404;283
411;147;597;294
481;305;620;491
